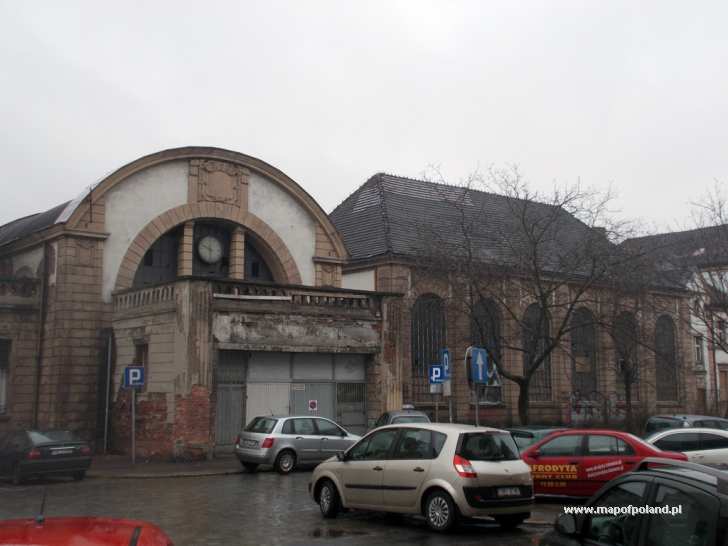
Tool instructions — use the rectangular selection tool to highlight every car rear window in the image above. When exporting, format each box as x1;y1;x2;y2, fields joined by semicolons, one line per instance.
28;430;80;445
244;417;278;434
458;432;520;461
391;415;429;424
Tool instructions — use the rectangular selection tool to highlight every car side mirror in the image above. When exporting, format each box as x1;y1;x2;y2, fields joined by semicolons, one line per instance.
555;514;577;536
532;449;540;458
335;451;346;462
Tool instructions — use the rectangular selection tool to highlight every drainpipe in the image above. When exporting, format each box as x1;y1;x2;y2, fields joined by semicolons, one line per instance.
33;243;50;428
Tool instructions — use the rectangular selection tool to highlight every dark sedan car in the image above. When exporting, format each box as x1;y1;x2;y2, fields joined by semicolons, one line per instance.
0;430;92;484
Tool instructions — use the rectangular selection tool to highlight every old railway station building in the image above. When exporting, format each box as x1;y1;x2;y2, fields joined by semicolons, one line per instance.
0;147;699;458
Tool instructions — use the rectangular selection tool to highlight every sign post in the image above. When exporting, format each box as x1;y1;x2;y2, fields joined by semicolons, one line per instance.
123;366;145;464
441;349;453;422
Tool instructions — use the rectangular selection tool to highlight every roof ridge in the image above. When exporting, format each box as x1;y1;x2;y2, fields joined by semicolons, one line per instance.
329;173;381;216
0;211;40;232
626;223;728;243
374;174;394;255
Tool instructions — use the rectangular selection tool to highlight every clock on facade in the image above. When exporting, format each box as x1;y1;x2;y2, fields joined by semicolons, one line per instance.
197;235;223;264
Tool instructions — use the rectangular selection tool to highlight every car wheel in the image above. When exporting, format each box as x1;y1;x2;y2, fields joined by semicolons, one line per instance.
241;462;259;473
274;450;296;474
73;471;86;481
11;464;22;486
494;513;528;529
425;490;458;532
318;479;341;518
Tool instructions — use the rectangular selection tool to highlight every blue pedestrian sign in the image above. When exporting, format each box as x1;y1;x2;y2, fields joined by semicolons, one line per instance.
470;348;489;384
123;366;145;388
441;349;451;379
429;364;445;384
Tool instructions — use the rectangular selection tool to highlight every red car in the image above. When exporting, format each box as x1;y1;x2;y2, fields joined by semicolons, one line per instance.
520;429;687;497
0;517;174;546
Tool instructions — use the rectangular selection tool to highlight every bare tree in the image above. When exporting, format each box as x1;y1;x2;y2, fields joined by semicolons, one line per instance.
415;166;626;425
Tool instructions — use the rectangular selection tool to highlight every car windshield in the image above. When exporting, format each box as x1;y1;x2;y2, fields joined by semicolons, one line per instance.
28;430;80;445
391;415;429;424
244;417;278;434
459;432;520;461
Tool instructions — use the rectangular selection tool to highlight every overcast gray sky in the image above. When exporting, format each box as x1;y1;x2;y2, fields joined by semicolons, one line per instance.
1;1;726;231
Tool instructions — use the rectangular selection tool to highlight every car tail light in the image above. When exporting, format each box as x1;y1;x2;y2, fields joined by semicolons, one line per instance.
453;454;477;478
80;446;92;456
27;448;41;460
261;437;275;449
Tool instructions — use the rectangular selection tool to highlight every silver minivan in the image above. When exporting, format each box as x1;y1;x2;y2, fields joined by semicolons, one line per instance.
235;416;361;474
309;423;533;532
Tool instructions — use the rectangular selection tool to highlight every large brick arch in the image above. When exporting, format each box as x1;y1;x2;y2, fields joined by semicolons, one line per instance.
114;203;302;290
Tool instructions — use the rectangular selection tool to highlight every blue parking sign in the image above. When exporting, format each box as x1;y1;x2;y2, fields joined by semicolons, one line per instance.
441;349;450;378
123;366;145;388
429;364;444;384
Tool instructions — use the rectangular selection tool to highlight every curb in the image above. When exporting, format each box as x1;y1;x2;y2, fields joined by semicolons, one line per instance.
88;469;243;480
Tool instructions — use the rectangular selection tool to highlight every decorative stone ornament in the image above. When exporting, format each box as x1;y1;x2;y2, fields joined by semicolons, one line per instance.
189;159;250;210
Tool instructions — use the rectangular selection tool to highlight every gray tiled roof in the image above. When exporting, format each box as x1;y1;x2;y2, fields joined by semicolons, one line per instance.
330;173;600;267
0;201;69;247
623;225;728;268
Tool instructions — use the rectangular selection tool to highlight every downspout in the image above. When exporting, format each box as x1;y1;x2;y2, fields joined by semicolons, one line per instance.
33;243;50;428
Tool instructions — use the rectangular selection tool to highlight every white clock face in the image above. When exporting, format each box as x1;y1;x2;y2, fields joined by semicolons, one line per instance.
198;235;223;264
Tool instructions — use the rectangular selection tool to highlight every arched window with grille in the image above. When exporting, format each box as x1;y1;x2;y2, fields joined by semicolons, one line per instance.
471;298;503;404
655;315;678;401
570;307;597;396
614;311;640;400
522;303;551;401
411;294;446;378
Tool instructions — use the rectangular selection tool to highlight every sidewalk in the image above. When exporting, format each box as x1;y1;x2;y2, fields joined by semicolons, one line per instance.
87;454;242;479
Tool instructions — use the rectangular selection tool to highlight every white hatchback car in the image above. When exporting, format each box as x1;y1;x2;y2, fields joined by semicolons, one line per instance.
308;423;534;532
646;427;728;464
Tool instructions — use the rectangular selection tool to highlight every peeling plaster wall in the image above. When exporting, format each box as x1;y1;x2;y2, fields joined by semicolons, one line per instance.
103;161;188;301
212;312;380;352
12;246;44;278
248;172;316;285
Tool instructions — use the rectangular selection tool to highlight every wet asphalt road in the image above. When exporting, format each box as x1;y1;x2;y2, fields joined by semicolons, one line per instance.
0;471;558;546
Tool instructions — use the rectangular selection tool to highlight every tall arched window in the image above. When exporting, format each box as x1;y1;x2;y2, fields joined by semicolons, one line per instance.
471;298;503;404
655;315;678;401
614;311;640;400
411;294;446;378
522;303;551;401
570;307;597;396
471;298;501;364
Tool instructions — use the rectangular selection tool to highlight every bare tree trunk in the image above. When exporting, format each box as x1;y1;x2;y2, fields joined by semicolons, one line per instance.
624;381;634;433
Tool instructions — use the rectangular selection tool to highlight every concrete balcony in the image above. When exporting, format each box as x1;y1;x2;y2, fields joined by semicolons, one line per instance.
112;277;387;321
0;277;40;310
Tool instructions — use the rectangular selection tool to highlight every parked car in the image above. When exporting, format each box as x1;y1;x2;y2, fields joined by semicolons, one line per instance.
540;458;728;546
235;415;361;474
309;423;534;532
507;426;567;451
644;414;728;436
0;430;92;485
520;429;687;497
0;517;174;546
646;427;728;464
372;406;431;428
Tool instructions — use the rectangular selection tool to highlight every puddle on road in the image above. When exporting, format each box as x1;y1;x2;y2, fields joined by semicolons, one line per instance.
308;528;369;539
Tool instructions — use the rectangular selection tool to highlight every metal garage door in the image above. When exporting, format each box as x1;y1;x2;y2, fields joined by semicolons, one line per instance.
245;383;291;424
291;383;335;418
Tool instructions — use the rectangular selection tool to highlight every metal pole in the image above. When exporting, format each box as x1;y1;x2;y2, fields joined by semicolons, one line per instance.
475;386;480;427
131;388;136;465
103;333;112;454
435;396;439;423
449;397;453;423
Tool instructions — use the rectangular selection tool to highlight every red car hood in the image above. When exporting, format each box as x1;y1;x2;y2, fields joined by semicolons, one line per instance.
657;451;689;461
0;517;172;546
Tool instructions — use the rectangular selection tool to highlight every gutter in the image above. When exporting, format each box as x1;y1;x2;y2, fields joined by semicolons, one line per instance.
32;242;50;427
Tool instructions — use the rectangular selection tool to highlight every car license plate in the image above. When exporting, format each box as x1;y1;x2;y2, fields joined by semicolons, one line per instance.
52;449;73;456
243;439;257;448
497;487;521;497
